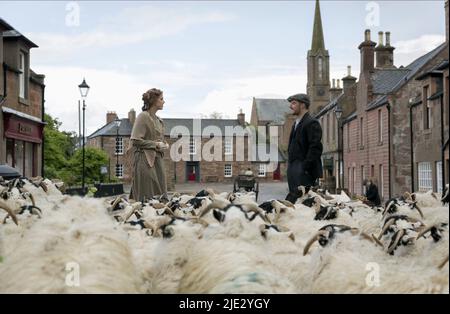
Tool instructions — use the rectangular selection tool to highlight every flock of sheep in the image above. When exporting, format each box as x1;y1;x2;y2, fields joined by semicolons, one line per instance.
0;176;448;293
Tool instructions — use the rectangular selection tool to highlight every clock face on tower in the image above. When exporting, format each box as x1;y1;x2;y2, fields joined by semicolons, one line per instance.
317;88;325;97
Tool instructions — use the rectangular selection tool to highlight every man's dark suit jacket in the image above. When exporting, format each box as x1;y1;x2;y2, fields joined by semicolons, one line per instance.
288;112;323;180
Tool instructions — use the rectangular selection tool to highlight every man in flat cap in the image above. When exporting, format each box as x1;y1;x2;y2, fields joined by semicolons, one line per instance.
285;93;323;203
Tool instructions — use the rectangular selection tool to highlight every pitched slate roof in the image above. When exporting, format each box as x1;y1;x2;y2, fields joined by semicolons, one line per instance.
2;29;38;48
367;42;447;111
88;118;249;139
254;98;292;124
371;69;410;94
315;92;344;118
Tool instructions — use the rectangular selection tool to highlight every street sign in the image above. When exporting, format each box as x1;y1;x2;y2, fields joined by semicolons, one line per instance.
100;166;108;175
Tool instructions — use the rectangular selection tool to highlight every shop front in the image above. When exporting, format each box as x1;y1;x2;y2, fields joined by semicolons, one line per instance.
2;107;43;177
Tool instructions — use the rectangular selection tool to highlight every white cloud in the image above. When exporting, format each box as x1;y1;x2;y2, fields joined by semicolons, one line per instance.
393;34;445;67
35;65;149;135
27;5;235;61
194;72;308;120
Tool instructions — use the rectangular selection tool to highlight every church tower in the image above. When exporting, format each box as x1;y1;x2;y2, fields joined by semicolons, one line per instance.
307;0;330;114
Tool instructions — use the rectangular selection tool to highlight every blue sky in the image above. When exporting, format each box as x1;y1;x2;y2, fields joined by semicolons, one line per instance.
0;1;446;134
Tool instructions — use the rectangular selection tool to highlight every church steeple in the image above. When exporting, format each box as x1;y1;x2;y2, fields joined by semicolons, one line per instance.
311;0;325;53
307;0;330;115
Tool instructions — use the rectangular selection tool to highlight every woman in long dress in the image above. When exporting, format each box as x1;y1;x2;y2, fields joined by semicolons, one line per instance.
128;88;169;202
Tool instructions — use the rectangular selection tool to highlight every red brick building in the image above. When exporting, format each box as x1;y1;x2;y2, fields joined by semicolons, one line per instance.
0;18;45;177
342;24;448;200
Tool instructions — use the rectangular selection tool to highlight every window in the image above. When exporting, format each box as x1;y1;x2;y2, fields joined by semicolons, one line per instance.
19;51;26;99
348;168;351;193
258;164;266;177
436;161;443;194
423;86;432;130
352;167;356;195
25;142;34;177
379;164;384;198
418;162;432;192
318;57;323;80
115;137;123;155
224;137;233;155
378;109;383;143
359;117;364;147
14;140;24;175
6;138;14;167
115;164;123;178
371;165;375;178
224;164;232;178
189;137;196;155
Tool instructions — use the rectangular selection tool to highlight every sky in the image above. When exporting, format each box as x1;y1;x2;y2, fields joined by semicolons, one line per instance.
0;0;446;135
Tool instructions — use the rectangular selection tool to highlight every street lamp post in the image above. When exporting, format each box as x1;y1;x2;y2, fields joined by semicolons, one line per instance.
334;105;343;191
78;78;90;194
114;117;121;178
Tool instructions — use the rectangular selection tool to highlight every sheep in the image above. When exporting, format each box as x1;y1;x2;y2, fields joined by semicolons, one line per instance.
259;223;295;242
303;224;375;256
0;197;144;293
382;197;424;220
199;201;270;224
0;199;18;225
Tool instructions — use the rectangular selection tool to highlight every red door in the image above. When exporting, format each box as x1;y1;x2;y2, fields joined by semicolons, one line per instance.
273;163;281;180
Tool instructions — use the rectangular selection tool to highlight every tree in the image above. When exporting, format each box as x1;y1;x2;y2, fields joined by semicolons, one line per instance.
67;147;109;185
43;113;76;181
209;112;223;119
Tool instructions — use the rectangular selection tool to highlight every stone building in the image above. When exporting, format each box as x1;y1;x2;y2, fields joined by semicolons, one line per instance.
88;110;284;190
0;18;45;177
342;25;448;200
315;67;357;192
411;0;449;193
307;0;331;115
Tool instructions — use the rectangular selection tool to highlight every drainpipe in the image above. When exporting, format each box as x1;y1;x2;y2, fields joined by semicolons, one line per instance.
440;93;445;190
387;102;392;199
42;84;45;177
409;103;415;192
0;62;7;105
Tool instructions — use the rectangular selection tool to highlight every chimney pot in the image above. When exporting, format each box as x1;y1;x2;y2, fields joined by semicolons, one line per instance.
385;31;391;46
378;31;384;46
365;29;371;41
237;110;245;126
128;108;136;126
347;65;351;76
337;79;341;89
332;79;336;88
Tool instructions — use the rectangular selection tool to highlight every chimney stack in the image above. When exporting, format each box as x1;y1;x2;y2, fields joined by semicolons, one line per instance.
359;29;377;74
330;78;343;101
342;65;357;92
106;111;118;125
375;31;395;69
237;109;245;126
128;109;136;126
